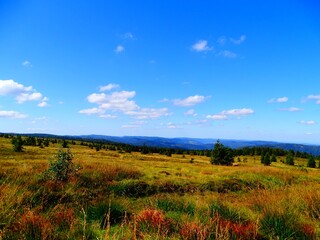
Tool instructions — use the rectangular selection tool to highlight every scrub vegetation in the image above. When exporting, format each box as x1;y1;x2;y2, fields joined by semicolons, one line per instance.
0;134;319;239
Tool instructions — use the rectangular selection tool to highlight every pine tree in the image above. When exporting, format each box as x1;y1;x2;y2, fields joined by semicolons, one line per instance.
307;155;316;168
12;136;24;152
271;154;277;162
210;140;234;166
285;151;294;166
264;152;271;166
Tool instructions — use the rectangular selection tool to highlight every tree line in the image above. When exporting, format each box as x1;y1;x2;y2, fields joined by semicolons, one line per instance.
3;134;320;168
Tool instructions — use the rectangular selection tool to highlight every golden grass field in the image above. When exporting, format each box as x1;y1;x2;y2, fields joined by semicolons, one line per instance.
0;136;319;239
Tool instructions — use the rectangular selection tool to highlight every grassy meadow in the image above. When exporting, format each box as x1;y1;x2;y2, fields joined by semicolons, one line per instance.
0;136;319;239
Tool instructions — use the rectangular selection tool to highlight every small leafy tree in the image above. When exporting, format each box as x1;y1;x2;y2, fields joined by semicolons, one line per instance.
12;136;24;152
210;141;234;166
44;149;79;182
307;155;316;168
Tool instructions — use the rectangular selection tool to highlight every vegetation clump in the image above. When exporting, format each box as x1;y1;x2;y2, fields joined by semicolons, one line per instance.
44;149;79;182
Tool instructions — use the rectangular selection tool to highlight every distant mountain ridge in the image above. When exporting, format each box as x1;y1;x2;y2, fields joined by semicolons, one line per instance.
3;132;320;155
79;135;320;156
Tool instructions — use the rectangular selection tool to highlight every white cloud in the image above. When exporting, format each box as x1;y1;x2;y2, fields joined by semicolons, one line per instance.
22;60;32;67
230;35;246;44
306;94;320;104
219;50;237;58
125;108;170;119
206;114;228;120
38;101;48;107
191;40;212;52
184;109;197;116
268;96;288;103
99;83;119;92
0;110;27;119
0;79;48;105
207;108;254;121
221;108;254;116
80;87;169;120
99;114;117;119
79;108;104;115
115;45;125;53
279;107;302;112
173;95;207;107
300;120;317;125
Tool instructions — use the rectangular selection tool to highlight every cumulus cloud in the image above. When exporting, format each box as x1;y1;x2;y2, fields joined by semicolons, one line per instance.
0;79;48;106
278;107;302;112
99;83;119;92
268;96;288;103
300;120;317;125
80;85;170;120
173;95;207;107
230;35;246;44
115;45;125;53
191;40;212;52
0;110;27;119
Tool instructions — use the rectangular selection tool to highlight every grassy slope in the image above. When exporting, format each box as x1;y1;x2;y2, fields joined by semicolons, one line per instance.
0;137;319;239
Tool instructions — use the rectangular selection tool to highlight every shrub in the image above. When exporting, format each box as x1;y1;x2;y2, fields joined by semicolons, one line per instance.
44;149;79;182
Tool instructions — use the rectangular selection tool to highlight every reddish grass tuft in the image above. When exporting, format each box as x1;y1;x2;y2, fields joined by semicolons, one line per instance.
19;210;53;239
180;222;207;240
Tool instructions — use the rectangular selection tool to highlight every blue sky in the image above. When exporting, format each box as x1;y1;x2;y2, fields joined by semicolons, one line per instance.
1;0;320;144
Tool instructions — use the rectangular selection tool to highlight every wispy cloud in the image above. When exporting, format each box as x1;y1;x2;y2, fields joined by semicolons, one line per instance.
22;60;32;67
230;35;246;44
173;95;207;107
219;50;237;58
125;108;170;119
217;36;227;46
115;45;125;53
278;107;302;112
206;114;227;120
191;40;212;52
122;32;134;40
221;108;254;116
207;108;254;120
299;120;317;125
0;79;48;106
99;83;120;92
0;110;27;119
184;109;197;116
268;96;288;103
305;94;320;104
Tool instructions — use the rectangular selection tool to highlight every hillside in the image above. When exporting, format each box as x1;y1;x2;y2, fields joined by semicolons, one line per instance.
0;135;319;239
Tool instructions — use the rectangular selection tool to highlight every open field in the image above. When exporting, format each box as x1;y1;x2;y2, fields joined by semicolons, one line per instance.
0;136;320;239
